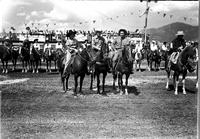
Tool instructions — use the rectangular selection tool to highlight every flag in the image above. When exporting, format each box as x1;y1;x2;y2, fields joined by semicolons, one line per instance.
93;20;96;23
184;17;187;21
163;13;166;17
139;7;149;17
10;27;15;30
26;26;30;30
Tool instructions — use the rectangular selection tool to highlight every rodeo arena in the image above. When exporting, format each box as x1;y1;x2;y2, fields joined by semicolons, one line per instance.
0;1;199;139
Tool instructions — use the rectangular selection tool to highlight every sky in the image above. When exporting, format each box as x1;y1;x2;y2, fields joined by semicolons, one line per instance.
0;0;199;32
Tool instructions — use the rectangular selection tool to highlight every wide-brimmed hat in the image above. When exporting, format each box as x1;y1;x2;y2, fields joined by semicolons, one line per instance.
176;31;184;36
95;30;102;34
152;40;156;43
33;39;38;43
67;30;76;37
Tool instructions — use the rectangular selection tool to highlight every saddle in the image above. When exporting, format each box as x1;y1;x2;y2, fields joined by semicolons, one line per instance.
169;52;179;64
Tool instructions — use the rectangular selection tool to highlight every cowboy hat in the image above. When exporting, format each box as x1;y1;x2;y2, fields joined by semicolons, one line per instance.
176;31;184;36
67;30;76;37
95;30;102;34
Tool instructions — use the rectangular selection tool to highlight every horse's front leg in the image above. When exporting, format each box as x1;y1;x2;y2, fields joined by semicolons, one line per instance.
79;74;85;94
97;73;101;94
46;60;49;72
32;61;35;73
134;60;137;71
12;59;15;71
90;73;93;90
125;74;130;95
74;74;78;96
5;61;8;73
49;60;52;72
54;60;57;71
166;69;170;90
182;70;187;94
22;60;24;73
174;72;179;95
118;73;123;95
2;61;5;73
102;72;107;95
112;72;117;90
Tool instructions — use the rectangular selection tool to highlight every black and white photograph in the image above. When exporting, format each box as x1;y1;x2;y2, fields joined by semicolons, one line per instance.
0;0;199;138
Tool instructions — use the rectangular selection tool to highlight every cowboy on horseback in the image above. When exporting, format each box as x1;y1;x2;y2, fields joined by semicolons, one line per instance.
92;30;105;51
62;30;82;76
169;31;186;64
91;30;111;72
112;29;133;74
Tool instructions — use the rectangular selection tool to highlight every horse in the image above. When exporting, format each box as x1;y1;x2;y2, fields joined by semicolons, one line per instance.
147;50;161;71
112;46;134;95
11;45;20;71
57;48;91;96
158;49;169;70
19;42;30;73
0;44;12;73
89;43;110;95
134;48;145;71
166;45;197;95
44;48;57;72
29;44;41;73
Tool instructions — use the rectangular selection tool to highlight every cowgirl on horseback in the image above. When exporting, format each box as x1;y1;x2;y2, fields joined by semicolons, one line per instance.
62;30;82;76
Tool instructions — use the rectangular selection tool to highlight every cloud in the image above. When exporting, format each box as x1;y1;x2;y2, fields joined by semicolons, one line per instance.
150;1;198;12
17;12;26;16
31;11;38;16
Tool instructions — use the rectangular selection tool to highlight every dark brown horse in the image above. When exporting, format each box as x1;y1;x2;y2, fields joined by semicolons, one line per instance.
112;46;134;95
19;40;31;73
0;44;12;73
147;50;161;71
166;45;197;95
57;48;91;96
89;43;110;95
11;45;20;71
29;44;41;73
44;48;57;72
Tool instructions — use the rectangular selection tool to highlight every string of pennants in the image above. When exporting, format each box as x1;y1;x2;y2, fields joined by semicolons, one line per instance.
9;8;196;31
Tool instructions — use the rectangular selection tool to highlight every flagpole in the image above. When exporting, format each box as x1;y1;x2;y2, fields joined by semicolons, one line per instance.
144;0;149;45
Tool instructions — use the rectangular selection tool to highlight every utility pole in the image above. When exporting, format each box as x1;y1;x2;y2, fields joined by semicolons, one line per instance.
144;0;149;45
140;0;157;45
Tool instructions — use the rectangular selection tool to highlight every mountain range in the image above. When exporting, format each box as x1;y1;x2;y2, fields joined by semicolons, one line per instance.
147;22;198;42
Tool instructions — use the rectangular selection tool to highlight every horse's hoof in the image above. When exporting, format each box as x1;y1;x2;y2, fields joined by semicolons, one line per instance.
183;90;186;95
119;90;123;95
125;89;128;95
174;91;178;95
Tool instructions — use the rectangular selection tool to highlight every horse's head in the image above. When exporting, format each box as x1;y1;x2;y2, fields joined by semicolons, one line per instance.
181;46;197;72
122;46;133;63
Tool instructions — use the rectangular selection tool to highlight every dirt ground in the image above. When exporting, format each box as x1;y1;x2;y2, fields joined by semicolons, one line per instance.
0;67;197;139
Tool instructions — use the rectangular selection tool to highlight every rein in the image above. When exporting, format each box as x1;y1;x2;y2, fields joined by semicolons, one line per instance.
77;49;91;62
